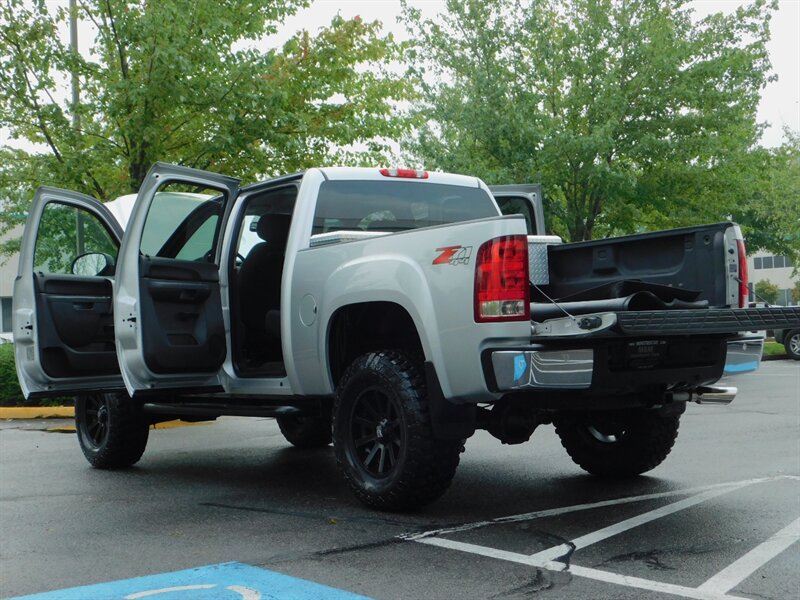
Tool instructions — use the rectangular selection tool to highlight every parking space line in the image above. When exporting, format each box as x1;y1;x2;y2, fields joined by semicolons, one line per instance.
567;564;751;600
403;475;796;541
416;536;549;568
406;477;800;600
697;516;800;595
416;537;750;600
529;483;752;562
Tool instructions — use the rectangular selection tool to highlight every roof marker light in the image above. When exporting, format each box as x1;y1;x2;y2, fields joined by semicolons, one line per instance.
379;168;429;179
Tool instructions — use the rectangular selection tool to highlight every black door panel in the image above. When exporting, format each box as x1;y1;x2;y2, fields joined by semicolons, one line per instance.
38;275;114;296
139;256;226;374
34;274;119;378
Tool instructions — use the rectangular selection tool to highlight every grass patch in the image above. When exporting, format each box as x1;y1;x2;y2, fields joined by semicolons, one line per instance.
763;340;786;357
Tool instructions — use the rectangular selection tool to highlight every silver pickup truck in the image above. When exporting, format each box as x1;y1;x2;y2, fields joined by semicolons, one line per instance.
13;163;800;510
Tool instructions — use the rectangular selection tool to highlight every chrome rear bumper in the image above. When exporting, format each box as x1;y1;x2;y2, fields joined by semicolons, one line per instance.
490;334;763;392
723;334;764;376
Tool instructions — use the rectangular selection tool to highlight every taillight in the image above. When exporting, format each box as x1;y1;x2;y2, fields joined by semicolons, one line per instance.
474;235;530;322
379;167;429;179
737;239;748;308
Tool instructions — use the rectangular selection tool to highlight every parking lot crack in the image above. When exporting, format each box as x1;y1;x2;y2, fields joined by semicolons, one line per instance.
200;501;419;528
598;549;677;571
314;537;403;557
489;568;574;598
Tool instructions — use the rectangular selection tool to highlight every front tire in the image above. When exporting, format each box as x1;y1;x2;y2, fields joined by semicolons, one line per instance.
555;409;681;477
333;351;462;511
75;393;150;469
783;329;800;360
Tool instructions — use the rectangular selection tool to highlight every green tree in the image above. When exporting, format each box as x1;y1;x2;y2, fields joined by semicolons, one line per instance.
0;0;416;251
738;132;800;265
754;279;779;305
791;279;800;304
402;0;777;242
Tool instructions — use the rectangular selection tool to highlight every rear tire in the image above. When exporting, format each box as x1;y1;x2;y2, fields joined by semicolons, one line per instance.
783;329;800;360
75;392;149;469
555;409;680;477
333;351;462;511
276;415;332;448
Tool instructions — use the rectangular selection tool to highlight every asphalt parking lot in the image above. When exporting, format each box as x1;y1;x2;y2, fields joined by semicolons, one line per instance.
1;360;798;600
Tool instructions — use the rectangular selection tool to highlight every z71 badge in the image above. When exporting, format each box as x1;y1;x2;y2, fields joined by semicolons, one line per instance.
433;245;473;266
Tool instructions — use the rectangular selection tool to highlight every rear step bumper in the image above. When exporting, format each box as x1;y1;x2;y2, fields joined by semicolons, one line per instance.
616;307;799;336
532;306;800;338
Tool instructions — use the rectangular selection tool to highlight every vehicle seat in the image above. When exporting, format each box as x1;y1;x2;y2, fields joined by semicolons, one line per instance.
238;214;291;362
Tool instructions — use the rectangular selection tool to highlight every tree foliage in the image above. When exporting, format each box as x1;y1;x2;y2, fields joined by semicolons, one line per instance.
754;279;779;305
737;132;800;263
402;0;781;245
0;0;415;251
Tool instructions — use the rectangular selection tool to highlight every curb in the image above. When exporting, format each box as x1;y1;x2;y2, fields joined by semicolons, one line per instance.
0;406;211;428
0;406;74;419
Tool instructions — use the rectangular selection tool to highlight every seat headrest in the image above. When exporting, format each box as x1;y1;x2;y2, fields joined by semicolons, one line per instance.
256;214;292;248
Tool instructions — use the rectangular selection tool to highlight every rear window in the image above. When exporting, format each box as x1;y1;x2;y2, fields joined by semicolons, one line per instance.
312;180;499;234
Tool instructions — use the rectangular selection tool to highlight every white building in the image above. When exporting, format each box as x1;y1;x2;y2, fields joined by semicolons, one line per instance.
0;225;21;340
747;249;798;306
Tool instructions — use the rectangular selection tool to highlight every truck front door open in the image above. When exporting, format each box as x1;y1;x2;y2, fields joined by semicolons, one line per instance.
13;187;124;398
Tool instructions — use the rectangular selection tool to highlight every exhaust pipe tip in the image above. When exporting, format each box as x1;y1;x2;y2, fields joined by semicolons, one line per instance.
693;386;737;405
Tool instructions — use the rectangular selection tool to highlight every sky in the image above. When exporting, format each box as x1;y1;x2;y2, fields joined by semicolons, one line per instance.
3;0;799;150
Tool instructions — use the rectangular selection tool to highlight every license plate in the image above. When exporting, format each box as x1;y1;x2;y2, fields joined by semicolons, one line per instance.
626;340;667;369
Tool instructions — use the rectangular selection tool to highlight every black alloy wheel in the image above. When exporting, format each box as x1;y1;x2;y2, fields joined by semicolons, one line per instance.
348;385;404;478
82;394;110;449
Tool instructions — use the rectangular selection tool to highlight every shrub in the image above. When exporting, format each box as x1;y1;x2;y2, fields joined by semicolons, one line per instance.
754;279;780;305
0;343;25;406
0;344;72;407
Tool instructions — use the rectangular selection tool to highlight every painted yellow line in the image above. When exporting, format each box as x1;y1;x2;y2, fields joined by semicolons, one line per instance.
42;421;210;432
152;420;212;429
0;406;74;419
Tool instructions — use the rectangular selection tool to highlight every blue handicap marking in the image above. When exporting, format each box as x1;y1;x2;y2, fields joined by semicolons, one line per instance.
8;562;373;600
513;353;528;381
723;360;759;374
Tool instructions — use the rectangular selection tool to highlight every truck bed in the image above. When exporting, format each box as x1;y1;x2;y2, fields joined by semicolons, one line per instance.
536;222;738;307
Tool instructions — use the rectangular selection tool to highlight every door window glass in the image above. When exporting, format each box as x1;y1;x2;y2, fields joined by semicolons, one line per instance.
140;189;223;262
495;196;535;235
33;202;118;275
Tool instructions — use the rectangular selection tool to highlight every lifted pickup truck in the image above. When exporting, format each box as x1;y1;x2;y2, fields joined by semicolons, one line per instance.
13;164;800;510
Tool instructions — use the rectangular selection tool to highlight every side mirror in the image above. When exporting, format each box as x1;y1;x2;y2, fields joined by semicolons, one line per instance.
71;252;115;277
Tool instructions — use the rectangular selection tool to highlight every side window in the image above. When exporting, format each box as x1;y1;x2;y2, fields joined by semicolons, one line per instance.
139;189;224;262
33;202;118;275
234;185;297;260
495;196;535;235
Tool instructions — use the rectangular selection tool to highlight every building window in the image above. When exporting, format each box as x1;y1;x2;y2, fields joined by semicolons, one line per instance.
1;297;11;333
762;256;773;269
754;257;763;269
